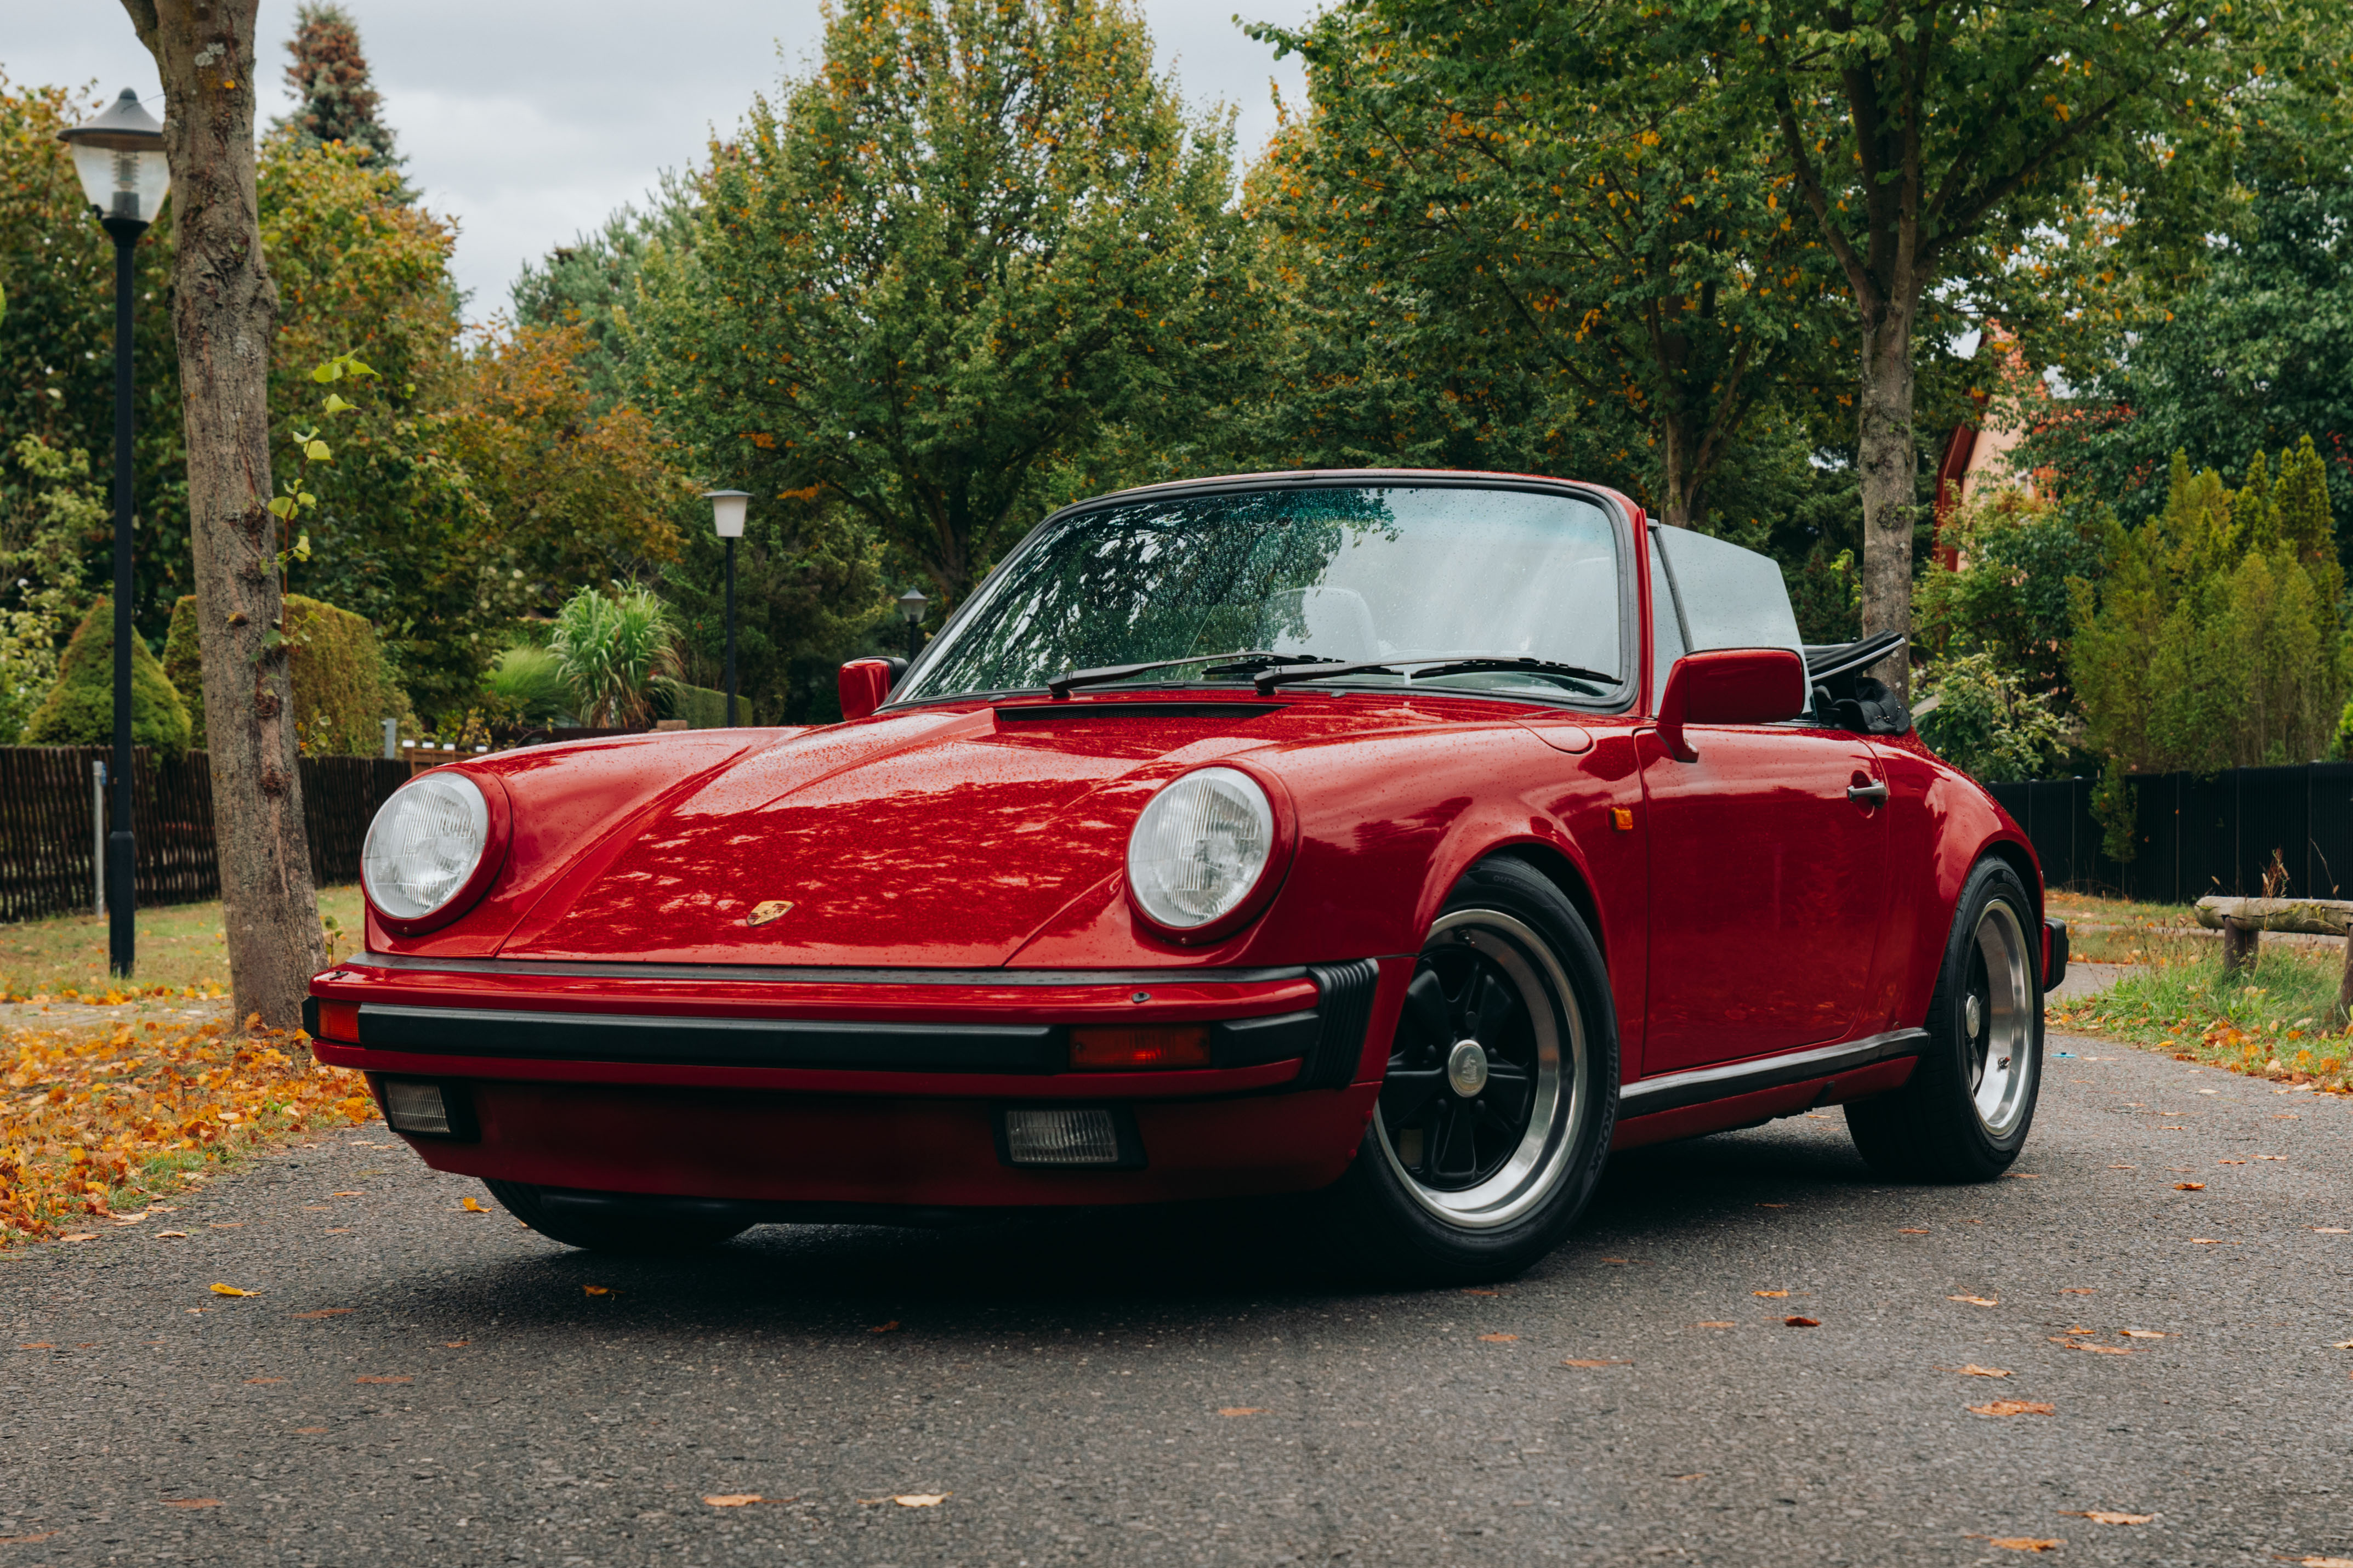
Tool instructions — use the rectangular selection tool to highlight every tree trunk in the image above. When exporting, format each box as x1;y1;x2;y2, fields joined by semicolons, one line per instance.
121;0;325;1029
1856;300;1917;698
1657;407;1697;530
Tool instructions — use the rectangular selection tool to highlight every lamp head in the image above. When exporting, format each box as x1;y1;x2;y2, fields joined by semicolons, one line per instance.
896;587;930;624
59;89;169;230
703;489;749;539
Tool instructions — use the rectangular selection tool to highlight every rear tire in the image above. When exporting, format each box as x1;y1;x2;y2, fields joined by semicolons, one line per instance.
484;1180;751;1253
1323;857;1619;1285
1846;859;2043;1181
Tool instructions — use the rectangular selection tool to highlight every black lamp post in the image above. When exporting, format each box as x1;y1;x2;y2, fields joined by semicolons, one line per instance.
60;88;169;979
896;587;929;664
704;490;748;725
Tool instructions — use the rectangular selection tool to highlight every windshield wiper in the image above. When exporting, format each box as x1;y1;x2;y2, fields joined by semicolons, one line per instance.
1047;650;1334;699
1252;654;1617;696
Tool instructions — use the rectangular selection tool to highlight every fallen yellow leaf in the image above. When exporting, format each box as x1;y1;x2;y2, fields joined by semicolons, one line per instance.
1784;1316;1821;1327
1217;1407;1261;1417
704;1495;764;1508
460;1197;487;1213
1950;1365;2011;1378
1753;1289;1789;1298
209;1283;250;1297
894;1494;948;1508
1695;1321;1735;1328
56;1232;96;1243
1988;1538;2063;1552
2190;1238;2226;1245
1478;1333;1518;1342
868;1321;900;1334
2062;1510;2153;1525
161;1499;221;1509
1949;1296;1999;1307
1969;1400;2055;1416
583;1286;611;1296
354;1374;412;1384
2118;1329;2170;1339
2174;1181;2206;1191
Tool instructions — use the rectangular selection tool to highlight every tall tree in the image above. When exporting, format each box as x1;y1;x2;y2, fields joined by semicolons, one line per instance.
1692;0;2270;695
634;0;1247;610
274;2;407;192
1251;0;1848;531
117;0;326;1028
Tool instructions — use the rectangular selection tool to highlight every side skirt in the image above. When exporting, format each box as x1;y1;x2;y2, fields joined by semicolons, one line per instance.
1619;1027;1925;1118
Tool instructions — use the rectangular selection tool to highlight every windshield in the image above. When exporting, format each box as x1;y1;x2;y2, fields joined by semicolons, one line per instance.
895;484;1627;705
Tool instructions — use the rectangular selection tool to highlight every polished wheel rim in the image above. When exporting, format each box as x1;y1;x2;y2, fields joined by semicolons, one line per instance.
1373;908;1584;1230
1965;899;2033;1137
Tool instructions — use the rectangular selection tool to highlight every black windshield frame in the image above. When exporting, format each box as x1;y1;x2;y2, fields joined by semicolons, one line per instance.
881;470;1644;715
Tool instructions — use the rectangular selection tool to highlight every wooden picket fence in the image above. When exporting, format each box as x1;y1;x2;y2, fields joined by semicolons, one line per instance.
0;747;411;923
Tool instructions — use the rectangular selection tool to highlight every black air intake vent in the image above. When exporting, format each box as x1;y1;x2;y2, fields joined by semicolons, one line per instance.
1300;958;1380;1089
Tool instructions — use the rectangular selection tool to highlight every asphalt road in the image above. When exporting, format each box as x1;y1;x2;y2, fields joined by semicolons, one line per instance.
5;1032;2350;1568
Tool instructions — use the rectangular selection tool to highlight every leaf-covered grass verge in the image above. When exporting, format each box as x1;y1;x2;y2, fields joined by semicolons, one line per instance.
0;885;365;1002
2050;933;2352;1092
1;1014;378;1242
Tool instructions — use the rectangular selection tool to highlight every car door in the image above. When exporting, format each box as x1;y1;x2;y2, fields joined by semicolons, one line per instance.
1636;527;1892;1075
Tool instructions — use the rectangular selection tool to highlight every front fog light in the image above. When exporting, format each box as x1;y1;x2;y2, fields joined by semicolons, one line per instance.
998;1107;1140;1167
382;1079;474;1140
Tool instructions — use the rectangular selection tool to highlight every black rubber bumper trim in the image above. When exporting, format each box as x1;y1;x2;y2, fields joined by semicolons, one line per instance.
2043;917;2069;993
1299;959;1381;1089
356;1003;1066;1073
1617;1028;1928;1118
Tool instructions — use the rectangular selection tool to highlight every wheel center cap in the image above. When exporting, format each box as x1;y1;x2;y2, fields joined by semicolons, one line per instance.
1964;995;1983;1039
1447;1039;1490;1098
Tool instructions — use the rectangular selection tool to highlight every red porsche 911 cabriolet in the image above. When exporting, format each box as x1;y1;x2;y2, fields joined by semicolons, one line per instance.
308;470;2065;1280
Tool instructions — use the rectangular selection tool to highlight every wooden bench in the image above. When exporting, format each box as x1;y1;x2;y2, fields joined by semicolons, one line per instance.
2193;896;2353;1024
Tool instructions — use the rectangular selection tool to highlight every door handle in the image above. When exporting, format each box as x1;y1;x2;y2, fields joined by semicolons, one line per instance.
1846;780;1890;807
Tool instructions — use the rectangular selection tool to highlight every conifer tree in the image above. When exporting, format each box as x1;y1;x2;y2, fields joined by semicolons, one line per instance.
276;3;407;194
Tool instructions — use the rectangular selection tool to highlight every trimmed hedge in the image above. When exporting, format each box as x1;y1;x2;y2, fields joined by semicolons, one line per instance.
655;680;753;729
20;598;191;755
163;594;412;754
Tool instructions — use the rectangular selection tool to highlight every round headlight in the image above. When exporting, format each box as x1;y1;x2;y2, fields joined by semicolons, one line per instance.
1126;766;1277;932
362;772;491;922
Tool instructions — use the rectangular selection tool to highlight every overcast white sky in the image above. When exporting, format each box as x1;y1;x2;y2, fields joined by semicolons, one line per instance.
5;1;1315;323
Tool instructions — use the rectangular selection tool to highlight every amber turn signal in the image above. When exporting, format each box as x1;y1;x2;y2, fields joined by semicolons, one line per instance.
1068;1025;1212;1070
315;999;359;1043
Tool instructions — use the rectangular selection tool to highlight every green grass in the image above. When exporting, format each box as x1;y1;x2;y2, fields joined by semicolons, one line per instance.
2045;889;2207;963
2053;936;2351;1088
0;885;365;1001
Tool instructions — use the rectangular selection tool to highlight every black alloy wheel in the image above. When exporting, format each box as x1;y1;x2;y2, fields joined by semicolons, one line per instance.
1323;856;1619;1283
1380;946;1543;1190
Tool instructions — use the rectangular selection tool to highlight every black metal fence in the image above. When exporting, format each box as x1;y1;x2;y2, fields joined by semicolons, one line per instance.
1984;763;2353;902
0;747;411;923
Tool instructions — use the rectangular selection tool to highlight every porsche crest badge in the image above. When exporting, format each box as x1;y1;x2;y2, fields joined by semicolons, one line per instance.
745;900;795;927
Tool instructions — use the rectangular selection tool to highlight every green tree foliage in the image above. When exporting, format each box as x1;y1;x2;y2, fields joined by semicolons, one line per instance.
274;2;408;192
1246;0;1848;530
634;0;1248;609
549;584;681;729
483;644;571;725
21;596;190;754
0;437;100;743
1914;649;2071;782
510;174;698;412
2070;444;2346;780
2021;111;2353;540
1678;0;2280;692
1914;486;2108;707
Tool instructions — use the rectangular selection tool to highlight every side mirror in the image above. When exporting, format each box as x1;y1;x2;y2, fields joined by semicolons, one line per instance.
838;658;899;721
1655;648;1808;762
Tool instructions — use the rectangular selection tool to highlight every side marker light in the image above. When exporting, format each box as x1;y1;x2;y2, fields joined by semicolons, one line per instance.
1069;1025;1210;1070
1611;806;1635;832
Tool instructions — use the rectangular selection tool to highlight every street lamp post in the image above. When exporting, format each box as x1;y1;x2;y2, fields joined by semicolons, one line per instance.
60;89;169;980
896;588;929;664
703;491;748;725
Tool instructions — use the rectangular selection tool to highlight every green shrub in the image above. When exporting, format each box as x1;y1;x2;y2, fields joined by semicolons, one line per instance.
549;584;680;728
162;593;412;754
485;644;572;722
21;598;191;755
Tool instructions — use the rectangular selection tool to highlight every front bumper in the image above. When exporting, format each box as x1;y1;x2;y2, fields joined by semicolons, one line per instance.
307;955;1400;1208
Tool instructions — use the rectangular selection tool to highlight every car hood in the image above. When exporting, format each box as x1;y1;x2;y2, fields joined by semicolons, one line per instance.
491;700;1383;967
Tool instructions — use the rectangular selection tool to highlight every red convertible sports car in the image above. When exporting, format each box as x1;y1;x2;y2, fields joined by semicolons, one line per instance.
308;470;2066;1280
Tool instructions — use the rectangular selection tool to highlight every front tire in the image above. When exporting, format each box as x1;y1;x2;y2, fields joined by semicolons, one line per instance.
1846;859;2043;1181
484;1180;751;1253
1324;857;1619;1284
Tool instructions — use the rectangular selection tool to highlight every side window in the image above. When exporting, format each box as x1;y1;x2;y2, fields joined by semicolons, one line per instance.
1650;527;1803;656
1649;541;1686;708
